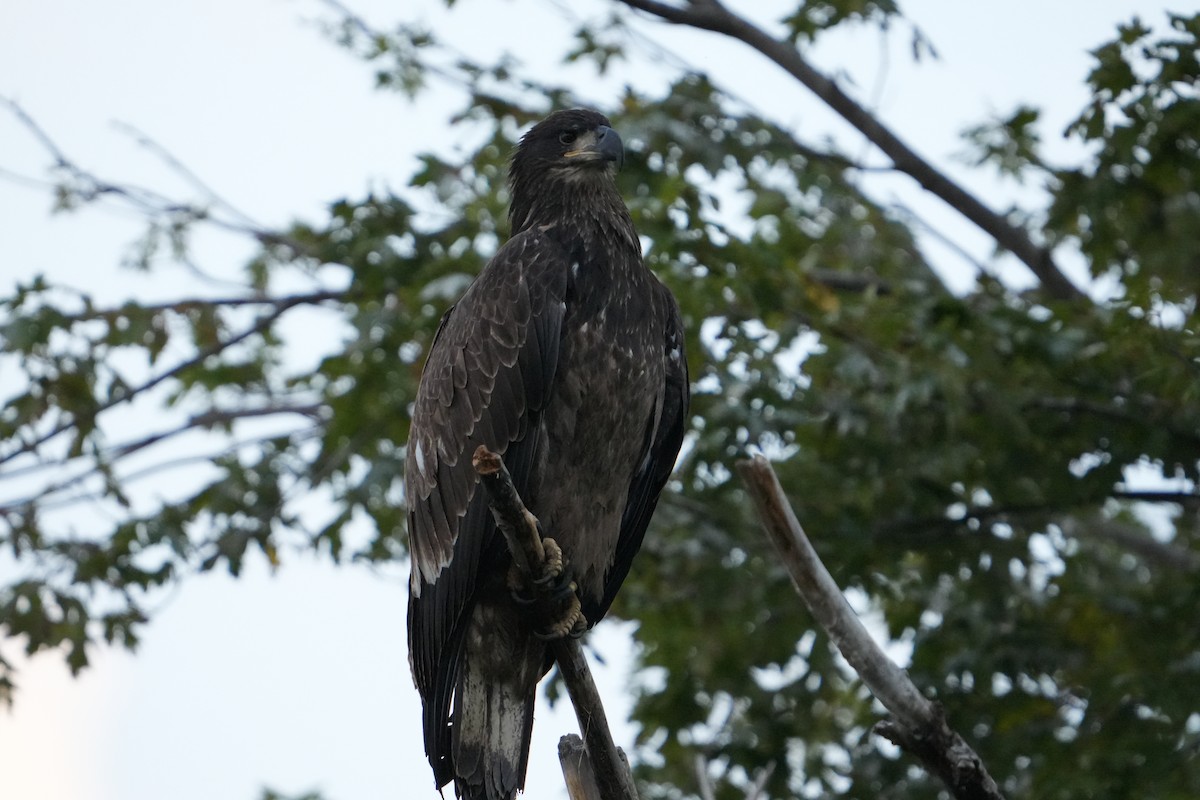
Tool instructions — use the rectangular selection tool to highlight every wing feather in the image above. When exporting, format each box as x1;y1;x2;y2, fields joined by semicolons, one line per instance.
405;229;569;784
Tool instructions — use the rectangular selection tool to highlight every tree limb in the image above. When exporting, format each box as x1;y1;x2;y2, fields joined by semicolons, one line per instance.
0;405;326;519
736;454;1006;800
0;293;319;469
615;0;1085;301
472;446;639;800
1112;490;1200;507
54;289;353;325
1058;514;1200;574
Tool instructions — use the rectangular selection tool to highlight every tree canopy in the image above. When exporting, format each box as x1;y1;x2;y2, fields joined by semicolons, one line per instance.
3;2;1199;798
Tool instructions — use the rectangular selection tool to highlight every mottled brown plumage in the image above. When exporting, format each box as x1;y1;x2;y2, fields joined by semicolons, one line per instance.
406;109;688;800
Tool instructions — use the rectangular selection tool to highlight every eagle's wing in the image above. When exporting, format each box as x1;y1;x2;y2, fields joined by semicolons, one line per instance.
586;279;689;624
405;229;568;783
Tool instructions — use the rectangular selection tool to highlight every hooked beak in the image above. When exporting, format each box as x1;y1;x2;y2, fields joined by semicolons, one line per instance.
564;125;624;170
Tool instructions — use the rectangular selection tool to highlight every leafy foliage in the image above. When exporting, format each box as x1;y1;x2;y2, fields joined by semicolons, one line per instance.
1050;13;1200;305
3;3;1199;799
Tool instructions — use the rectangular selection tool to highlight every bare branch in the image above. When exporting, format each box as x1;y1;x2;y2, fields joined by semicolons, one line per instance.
744;761;775;800
551;636;639;800
111;120;264;230
1058;514;1200;574
0;403;325;509
0;95;73;168
806;268;891;295
615;0;1085;301
1110;490;1200;507
736;454;1006;800
559;734;604;800
472;446;639;800
694;754;716;800
53;288;352;326
1;95;316;260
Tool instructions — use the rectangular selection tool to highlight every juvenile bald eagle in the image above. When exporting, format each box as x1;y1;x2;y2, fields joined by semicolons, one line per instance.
405;109;689;799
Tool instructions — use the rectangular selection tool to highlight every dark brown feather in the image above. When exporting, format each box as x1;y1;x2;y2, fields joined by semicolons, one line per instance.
406;108;689;800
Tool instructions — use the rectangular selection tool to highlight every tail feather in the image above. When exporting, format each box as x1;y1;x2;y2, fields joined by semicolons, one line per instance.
452;653;538;800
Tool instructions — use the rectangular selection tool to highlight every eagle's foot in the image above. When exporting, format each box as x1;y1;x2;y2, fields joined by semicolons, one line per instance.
533;585;587;640
503;537;587;638
507;535;569;603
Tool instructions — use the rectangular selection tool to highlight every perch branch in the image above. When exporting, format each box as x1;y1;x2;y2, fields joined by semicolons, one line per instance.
472;446;639;800
736;455;1006;800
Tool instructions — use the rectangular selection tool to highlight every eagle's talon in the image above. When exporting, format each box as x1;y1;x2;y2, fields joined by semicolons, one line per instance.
537;537;565;583
510;589;537;605
533;590;586;640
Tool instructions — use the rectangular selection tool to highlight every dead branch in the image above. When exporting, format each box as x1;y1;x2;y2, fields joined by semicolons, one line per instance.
560;734;605;800
472;446;639;800
736;454;1006;800
615;0;1084;302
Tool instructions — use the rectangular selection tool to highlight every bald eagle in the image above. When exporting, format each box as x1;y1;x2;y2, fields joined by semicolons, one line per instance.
405;108;689;800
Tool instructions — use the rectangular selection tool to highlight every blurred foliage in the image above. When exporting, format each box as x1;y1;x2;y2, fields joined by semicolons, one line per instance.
3;2;1200;799
260;789;326;800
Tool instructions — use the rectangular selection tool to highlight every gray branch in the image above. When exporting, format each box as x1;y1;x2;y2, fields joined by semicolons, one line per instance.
615;0;1084;301
736;454;1006;800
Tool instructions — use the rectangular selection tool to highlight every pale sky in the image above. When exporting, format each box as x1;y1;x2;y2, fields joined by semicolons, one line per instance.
0;2;1178;799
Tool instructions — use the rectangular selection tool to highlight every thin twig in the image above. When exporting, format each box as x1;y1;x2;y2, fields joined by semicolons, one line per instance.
1;95;316;259
1112;490;1200;506
110;120;263;229
694;754;716;800
744;761;775;800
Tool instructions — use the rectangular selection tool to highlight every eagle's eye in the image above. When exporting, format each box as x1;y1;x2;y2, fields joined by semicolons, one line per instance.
558;131;577;145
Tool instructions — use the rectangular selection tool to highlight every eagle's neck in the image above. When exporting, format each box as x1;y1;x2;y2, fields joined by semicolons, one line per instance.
509;177;640;263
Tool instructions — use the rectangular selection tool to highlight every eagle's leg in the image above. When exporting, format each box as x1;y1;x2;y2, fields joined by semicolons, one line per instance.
506;537;588;639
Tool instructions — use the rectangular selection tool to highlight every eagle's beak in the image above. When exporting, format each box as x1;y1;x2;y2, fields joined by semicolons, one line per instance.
565;125;625;170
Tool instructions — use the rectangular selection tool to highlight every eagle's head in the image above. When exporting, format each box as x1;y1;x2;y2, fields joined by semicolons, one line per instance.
511;108;624;188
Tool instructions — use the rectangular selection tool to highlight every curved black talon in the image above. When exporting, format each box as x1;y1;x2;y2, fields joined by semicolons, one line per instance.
510;585;537;605
532;570;560;587
532;602;587;641
541;566;577;598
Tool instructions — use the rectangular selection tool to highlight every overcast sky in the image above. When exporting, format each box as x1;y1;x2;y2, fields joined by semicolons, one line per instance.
0;2;1179;799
